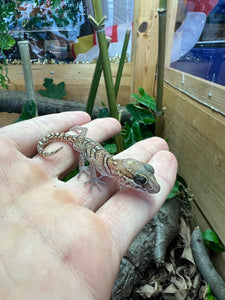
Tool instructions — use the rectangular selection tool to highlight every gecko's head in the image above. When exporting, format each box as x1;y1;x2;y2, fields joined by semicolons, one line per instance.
118;158;160;194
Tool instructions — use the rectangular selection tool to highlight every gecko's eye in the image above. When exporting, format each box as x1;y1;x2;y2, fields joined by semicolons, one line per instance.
133;174;148;186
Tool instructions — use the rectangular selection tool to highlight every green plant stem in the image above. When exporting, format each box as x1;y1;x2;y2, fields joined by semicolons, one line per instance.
86;37;111;116
86;27;130;116
155;0;167;136
91;0;124;152
114;29;131;99
85;55;103;116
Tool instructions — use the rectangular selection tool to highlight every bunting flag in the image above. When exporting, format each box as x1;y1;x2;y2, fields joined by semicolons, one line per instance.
72;23;132;62
71;34;95;60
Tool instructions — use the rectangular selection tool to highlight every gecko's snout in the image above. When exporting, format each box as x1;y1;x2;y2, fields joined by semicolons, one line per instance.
150;182;160;194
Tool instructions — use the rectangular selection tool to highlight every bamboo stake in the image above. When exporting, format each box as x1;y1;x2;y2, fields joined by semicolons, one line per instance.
86;28;130;116
86;37;111;116
18;40;38;116
155;0;167;137
89;0;124;152
114;29;131;99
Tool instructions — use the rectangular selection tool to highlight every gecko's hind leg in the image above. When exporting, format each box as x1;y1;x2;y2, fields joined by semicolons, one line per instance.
77;151;90;178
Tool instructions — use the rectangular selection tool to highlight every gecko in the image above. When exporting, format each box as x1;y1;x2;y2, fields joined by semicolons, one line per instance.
37;126;160;193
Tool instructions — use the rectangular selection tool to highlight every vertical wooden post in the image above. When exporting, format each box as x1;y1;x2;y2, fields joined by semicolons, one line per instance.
131;0;159;96
165;0;178;67
155;0;167;137
131;0;178;94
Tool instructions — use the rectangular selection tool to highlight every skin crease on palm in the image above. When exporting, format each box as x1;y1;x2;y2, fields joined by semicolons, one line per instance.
0;111;177;300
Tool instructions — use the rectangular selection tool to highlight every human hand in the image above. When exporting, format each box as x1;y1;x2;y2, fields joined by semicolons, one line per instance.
0;112;177;300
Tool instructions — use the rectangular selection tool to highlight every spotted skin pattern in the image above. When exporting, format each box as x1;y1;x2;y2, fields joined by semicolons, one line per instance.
37;126;160;193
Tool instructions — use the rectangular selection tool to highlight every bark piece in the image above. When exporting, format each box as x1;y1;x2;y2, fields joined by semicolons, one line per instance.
112;198;181;299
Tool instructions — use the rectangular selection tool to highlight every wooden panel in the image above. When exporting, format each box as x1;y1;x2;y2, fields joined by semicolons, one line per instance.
132;0;159;96
165;68;225;115
163;82;225;245
4;63;132;106
165;0;178;67
0;112;19;128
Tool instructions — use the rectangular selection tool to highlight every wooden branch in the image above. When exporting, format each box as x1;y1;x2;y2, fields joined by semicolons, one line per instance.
0;90;131;122
191;227;225;300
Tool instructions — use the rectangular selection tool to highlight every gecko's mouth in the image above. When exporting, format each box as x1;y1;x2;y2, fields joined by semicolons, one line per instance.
134;182;160;194
150;183;160;194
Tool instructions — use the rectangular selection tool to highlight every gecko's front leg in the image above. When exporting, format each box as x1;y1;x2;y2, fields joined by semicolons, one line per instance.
86;161;106;190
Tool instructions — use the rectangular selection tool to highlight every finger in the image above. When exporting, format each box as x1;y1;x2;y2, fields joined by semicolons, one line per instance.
97;150;177;258
34;117;122;179
115;136;169;160
65;137;169;210
0;111;91;157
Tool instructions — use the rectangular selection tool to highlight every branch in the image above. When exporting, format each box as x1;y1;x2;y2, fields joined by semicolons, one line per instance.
191;227;225;300
0;90;131;122
112;198;181;299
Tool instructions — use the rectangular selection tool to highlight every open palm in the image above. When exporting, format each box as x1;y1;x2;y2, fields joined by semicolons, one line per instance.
0;112;177;300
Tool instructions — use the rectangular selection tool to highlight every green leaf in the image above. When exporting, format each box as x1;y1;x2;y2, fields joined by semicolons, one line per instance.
167;180;179;199
43;78;54;88
1;2;15;19
177;174;188;188
132;121;142;142
38;78;66;99
206;285;218;300
122;122;136;148
202;229;225;252
63;167;79;182
0;33;16;50
54;82;66;98
14;100;37;122
138;93;156;111
57;8;65;17
131;87;156;111
139;123;154;139
126;104;155;125
104;143;117;154
0;74;8;89
50;0;61;9
138;87;145;96
206;294;217;300
97;107;109;118
131;93;142;103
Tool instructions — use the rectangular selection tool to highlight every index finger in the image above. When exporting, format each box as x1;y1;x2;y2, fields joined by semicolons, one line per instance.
0;111;91;157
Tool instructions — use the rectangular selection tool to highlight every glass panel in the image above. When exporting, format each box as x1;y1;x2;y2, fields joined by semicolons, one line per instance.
76;0;133;62
170;0;225;86
1;0;134;64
